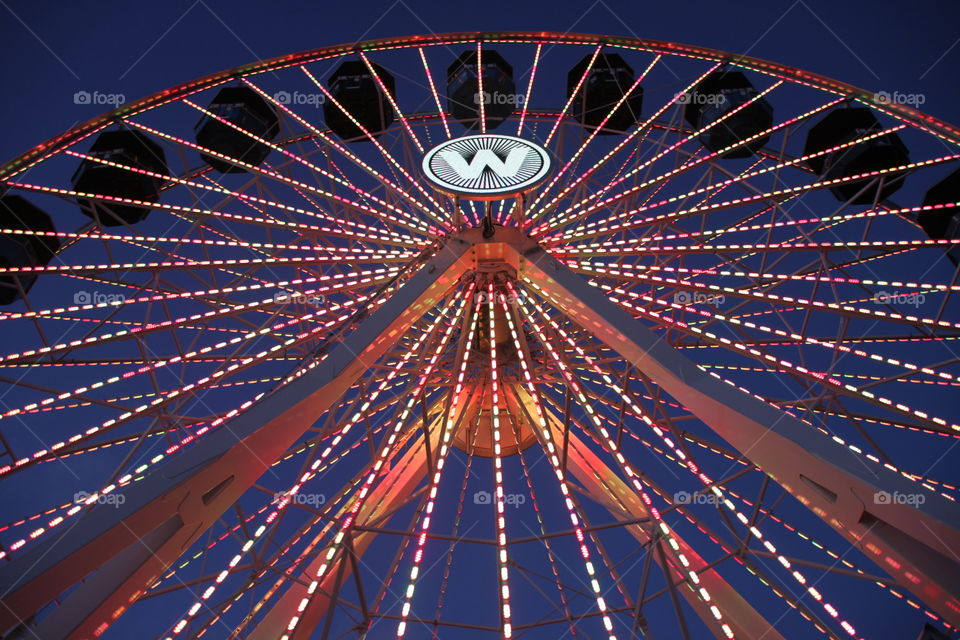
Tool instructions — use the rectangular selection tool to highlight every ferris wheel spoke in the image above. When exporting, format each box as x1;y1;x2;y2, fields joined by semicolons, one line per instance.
0;352;375;560
5;177;432;256
233;284;472;640
515;43;542;137
299;66;453;231
483;283;517;638
57;148;428;250
578;261;960;336
560;204;908;257
183;95;445;228
553;237;960;263
545;151;960;246
0;251;413;280
542;44;604;147
600;389;954;627
418;47;452;139
512;282;740;639
384;301;479;640
0;292;383;480
499;407;580;638
599;286;960;438
668;496;852;640
528;55;661;216
528;62;723;230
358;52;424;153
161;415;398;640
123;118;438;240
0;278;389;366
538;95;845;237
0;267;397;347
239;80;446;236
571;256;958;322
502;293;630;637
158;289;471;640
521;291;868;638
0;272;389;366
548;147;944;252
184;380;429;639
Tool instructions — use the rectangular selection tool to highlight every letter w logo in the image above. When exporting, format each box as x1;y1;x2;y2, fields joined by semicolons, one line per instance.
440;147;528;180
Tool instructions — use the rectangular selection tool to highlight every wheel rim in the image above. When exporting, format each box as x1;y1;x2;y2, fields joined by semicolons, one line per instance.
0;31;958;640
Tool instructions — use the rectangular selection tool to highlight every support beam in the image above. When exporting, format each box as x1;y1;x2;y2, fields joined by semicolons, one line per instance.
514;237;960;627
0;237;474;639
513;384;785;640
246;398;464;639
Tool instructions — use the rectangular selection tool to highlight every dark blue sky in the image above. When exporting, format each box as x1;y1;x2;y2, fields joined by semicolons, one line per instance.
1;2;959;639
1;0;958;166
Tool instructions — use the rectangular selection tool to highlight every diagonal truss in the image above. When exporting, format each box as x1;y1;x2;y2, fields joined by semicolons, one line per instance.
2;226;958;639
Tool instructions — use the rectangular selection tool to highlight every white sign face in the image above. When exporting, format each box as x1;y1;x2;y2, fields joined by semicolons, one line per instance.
421;134;551;200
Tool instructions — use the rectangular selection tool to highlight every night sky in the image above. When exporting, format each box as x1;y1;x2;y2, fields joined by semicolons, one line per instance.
1;1;959;639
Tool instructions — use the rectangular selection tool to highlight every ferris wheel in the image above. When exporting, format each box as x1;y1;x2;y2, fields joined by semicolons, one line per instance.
0;31;959;640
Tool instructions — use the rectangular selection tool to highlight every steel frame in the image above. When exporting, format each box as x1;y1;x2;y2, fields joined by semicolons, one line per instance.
3;227;958;638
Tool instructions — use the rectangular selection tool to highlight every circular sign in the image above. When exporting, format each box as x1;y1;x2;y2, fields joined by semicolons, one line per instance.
421;134;551;200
